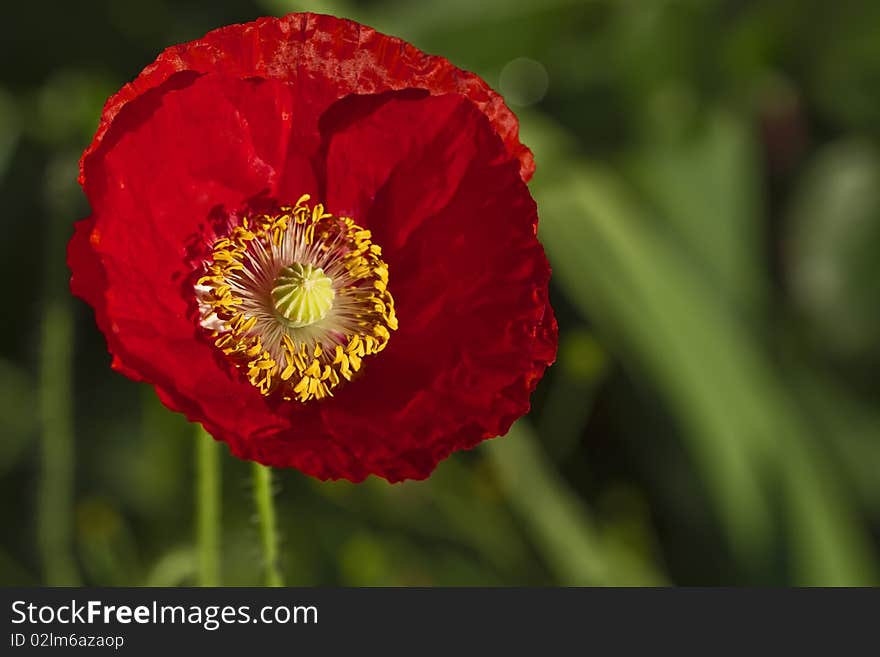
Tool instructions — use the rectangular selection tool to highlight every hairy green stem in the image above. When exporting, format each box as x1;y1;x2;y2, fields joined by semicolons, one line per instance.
195;425;220;586
252;463;284;587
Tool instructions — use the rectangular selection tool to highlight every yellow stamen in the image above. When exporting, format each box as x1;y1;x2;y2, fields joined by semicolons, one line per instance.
197;195;397;402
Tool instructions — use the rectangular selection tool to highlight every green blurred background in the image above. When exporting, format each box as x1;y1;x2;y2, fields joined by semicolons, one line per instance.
2;0;879;586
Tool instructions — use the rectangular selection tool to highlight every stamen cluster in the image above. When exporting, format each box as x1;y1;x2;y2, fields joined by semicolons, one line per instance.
197;195;398;401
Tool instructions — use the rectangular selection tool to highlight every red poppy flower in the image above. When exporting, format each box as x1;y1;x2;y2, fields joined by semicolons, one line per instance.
68;12;557;482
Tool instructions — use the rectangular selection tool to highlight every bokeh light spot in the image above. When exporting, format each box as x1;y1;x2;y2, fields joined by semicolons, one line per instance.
499;57;549;107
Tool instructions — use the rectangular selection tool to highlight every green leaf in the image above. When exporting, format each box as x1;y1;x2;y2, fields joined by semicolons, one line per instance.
628;109;765;309
487;421;665;586
786;139;880;363
536;158;877;583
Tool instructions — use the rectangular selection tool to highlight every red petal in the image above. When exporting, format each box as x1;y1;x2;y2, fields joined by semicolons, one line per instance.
284;94;555;479
80;13;533;187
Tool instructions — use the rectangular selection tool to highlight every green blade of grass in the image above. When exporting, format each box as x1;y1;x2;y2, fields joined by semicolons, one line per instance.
536;161;877;583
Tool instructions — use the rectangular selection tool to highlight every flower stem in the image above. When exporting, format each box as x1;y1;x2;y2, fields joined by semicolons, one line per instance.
195;425;220;586
252;463;284;587
38;155;80;586
37;298;80;585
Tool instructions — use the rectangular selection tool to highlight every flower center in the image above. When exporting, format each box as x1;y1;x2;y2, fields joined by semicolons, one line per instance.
196;195;397;402
271;263;335;328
